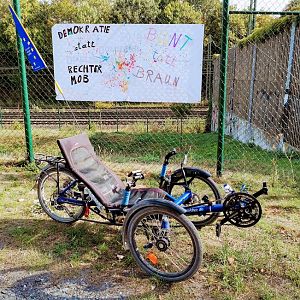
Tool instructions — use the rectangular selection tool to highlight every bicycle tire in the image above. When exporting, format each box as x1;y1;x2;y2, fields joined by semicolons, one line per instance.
37;166;85;223
167;173;222;227
127;206;202;282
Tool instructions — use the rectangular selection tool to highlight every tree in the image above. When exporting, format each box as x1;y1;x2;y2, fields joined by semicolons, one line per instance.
255;15;274;29
185;0;222;52
285;0;300;11
230;12;248;42
0;0;45;50
112;0;159;24
76;0;112;23
162;0;202;24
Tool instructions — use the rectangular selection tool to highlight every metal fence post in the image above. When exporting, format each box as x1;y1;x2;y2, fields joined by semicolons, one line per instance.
248;45;257;141
116;106;119;132
284;21;296;106
13;0;34;162
146;117;149;133
0;109;2;128
247;0;254;35
205;35;213;132
88;107;91;130
247;0;257;34
228;48;237;135
216;0;230;177
282;20;297;150
58;106;61;130
252;0;257;30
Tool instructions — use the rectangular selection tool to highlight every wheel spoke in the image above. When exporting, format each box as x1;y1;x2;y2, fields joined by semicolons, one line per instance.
129;208;200;279
38;168;84;223
166;175;221;227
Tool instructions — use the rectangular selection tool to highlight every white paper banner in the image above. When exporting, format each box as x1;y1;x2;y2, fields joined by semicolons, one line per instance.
52;24;204;103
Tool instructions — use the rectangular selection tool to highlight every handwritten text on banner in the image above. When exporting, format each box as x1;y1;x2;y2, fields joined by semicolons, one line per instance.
52;24;204;103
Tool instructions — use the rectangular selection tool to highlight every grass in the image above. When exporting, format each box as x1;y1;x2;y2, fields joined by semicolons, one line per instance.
0;124;298;187
88;131;299;188
0;128;299;299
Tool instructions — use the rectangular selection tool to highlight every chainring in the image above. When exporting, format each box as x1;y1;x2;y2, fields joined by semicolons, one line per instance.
223;192;262;227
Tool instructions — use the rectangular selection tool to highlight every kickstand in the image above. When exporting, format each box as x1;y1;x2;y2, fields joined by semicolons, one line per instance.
216;223;222;237
215;218;229;237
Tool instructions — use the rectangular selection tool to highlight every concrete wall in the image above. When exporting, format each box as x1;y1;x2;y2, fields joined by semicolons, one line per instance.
212;22;300;152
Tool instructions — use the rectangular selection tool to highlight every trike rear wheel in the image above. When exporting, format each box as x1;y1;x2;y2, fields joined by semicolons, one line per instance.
127;206;202;282
37;167;85;223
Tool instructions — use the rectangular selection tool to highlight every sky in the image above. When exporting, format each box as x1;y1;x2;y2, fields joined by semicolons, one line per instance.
229;0;291;11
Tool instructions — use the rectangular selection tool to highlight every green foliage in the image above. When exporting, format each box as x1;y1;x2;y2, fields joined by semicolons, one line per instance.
238;16;297;47
162;0;202;24
255;15;275;29
111;0;159;24
229;13;248;42
190;0;222;51
0;0;247;53
285;0;300;11
0;0;113;51
75;0;112;23
0;0;42;50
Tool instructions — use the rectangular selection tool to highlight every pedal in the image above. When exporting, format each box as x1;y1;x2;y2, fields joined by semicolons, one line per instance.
128;170;144;180
253;182;268;198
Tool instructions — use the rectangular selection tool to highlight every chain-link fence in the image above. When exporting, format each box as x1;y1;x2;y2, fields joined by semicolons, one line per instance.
0;0;214;181
212;0;300;189
0;0;299;191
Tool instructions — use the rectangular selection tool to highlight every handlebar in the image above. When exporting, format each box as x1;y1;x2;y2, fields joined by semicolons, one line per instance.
126;170;144;189
128;170;144;181
164;149;177;164
253;182;268;198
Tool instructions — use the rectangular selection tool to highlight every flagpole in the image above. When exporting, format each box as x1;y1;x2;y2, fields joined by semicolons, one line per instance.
9;2;80;133
13;0;34;163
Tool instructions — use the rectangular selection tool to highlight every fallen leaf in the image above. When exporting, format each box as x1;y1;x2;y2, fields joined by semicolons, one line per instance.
117;254;124;260
228;257;235;265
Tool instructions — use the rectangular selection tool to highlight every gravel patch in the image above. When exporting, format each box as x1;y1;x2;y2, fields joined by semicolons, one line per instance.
0;270;152;299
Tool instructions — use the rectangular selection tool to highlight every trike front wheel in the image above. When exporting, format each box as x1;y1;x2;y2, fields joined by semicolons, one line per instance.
168;175;222;227
127;206;202;282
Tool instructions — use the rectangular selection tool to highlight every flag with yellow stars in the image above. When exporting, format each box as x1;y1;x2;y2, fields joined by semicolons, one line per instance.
9;5;47;72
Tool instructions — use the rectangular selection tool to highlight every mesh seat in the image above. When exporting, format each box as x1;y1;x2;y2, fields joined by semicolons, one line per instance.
57;133;166;208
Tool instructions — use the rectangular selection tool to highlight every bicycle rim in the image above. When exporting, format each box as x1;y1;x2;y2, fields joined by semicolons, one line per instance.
38;167;85;223
128;207;201;281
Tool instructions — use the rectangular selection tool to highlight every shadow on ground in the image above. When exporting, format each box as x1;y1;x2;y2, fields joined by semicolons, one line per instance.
0;218;177;299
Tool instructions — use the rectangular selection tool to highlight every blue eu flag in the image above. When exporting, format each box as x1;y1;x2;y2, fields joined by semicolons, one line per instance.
9;5;47;72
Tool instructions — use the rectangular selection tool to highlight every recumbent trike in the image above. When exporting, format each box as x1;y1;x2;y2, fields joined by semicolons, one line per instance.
35;133;267;282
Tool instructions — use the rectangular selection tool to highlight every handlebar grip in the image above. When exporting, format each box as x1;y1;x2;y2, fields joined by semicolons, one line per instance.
134;174;144;180
128;170;142;177
128;170;144;181
165;149;177;160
